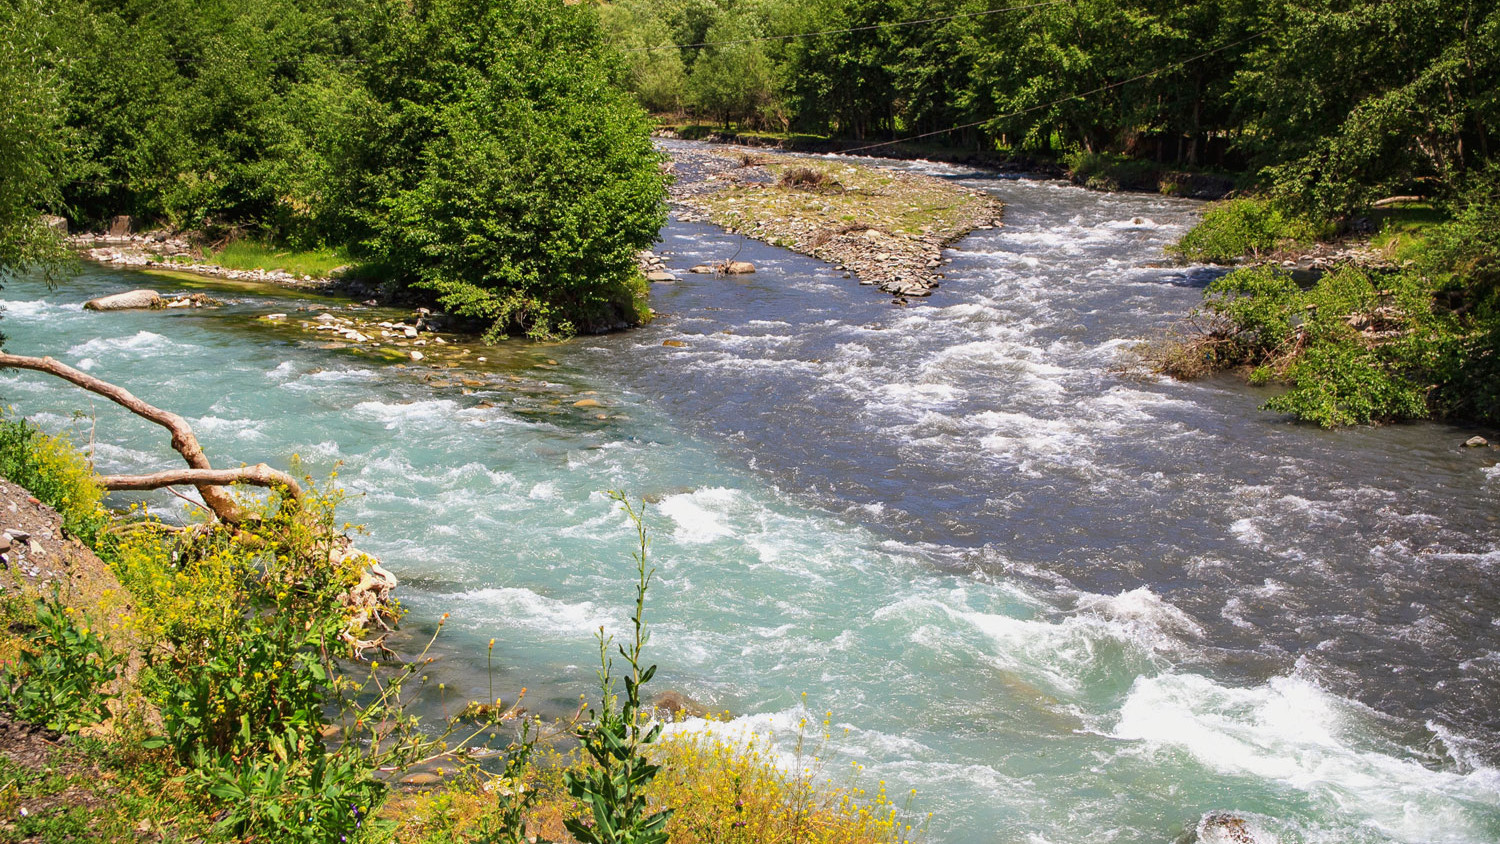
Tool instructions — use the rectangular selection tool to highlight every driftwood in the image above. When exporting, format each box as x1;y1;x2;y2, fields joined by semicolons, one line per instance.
0;352;397;655
0;353;300;523
1371;195;1427;208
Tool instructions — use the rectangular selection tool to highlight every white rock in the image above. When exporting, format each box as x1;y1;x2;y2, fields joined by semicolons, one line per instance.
83;289;162;311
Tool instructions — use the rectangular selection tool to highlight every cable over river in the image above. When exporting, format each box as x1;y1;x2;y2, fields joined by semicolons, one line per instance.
4;143;1498;843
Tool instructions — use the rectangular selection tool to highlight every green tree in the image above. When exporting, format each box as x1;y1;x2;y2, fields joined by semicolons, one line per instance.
602;0;690;113
356;0;669;339
687;4;777;130
0;0;71;280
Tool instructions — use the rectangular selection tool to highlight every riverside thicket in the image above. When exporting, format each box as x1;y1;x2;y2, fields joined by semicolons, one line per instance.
0;0;667;339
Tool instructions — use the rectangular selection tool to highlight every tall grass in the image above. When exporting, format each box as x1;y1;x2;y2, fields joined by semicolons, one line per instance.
197;240;349;278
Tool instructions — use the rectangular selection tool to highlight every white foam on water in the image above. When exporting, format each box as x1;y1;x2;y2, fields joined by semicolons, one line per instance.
1230;518;1265;546
66;331;188;358
85;440;158;472
1100;217;1160;231
450;586;615;636
876;587;1186;696
660;708;813;773
351;398;460;429
657;487;741;545
1114;673;1500;842
1075;586;1204;641
193;415;267;442
0;299;83;318
266;361;297;379
296;440;342;461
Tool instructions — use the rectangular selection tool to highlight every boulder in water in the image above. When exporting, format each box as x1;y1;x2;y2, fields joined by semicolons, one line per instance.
1190;812;1269;844
723;261;756;274
1464;435;1489;447
651;689;710;719
83;289;163;311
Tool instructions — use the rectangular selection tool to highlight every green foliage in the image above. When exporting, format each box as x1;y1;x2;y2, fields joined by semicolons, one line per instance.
0;597;121;732
183;741;385;844
602;2;690;113
0;0;72;282
1200;264;1303;360
563;493;671;844
686;5;776;131
358;0;668;340
1262;342;1430;427
1172;198;1324;263
0;418;111;549
1185;264;1461;426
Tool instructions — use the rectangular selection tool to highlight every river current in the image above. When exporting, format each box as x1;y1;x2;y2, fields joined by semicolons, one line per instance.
3;144;1498;843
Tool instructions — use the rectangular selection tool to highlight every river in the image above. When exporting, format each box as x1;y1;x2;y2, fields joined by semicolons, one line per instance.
3;143;1498;843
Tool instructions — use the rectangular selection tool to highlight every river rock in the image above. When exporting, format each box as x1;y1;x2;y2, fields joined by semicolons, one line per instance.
409;350;424;361
400;772;442;786
107;215;133;236
690;264;716;273
662;339;687;348
83;289;162;311
651;690;710;719
573;398;603;408
723;261;756;274
646;271;677;283
1464;435;1489;447
41;215;67;235
1192;812;1264;844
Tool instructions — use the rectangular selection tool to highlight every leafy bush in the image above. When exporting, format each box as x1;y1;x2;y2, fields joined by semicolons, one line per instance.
1172;198;1324;263
0;418;110;549
1167;265;1453;426
358;0;668;340
1263;343;1429;427
0;598;121;732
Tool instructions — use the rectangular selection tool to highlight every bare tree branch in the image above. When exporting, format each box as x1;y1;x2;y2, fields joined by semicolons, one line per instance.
0;352;291;522
99;464;303;497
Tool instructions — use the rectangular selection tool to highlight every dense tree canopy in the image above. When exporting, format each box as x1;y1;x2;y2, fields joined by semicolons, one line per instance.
0;0;668;338
603;0;1500;216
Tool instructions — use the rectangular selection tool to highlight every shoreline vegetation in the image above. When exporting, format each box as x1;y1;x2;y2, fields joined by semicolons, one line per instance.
1141;183;1500;429
0;416;924;843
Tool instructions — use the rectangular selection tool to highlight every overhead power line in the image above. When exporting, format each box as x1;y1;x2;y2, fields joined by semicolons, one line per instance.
838;30;1267;154
620;0;1070;53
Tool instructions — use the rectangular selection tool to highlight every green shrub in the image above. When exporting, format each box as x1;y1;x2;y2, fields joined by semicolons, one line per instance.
1201;265;1304;364
1172;198;1324;263
1264;343;1429;427
0;597;121;732
1182;265;1456;426
0;418;111;550
360;0;668;340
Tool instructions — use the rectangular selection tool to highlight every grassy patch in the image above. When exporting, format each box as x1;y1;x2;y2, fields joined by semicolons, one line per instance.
0;739;216;843
1368;202;1449;265
698;154;996;243
164;240;349;278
